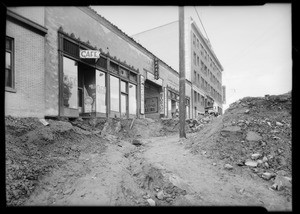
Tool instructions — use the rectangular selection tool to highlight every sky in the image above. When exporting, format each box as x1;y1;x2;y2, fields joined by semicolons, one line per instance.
91;4;292;110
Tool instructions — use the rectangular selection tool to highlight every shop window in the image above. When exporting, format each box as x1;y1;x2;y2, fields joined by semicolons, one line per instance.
121;94;127;118
96;70;106;113
5;37;14;89
130;72;137;82
121;80;128;93
63;56;78;109
110;75;119;112
129;83;137;115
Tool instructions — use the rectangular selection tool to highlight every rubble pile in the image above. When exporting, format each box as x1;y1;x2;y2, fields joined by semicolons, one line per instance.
5;116;107;206
188;92;292;196
160;114;215;134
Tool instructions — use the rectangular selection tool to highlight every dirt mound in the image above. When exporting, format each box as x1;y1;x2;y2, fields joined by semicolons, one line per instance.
5;117;107;206
186;92;292;196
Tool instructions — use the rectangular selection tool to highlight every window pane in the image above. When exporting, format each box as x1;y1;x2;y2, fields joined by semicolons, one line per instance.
5;68;12;88
121;81;127;93
6;52;11;69
110;75;119;112
121;94;127;117
129;83;136;115
63;57;78;109
96;70;106;113
6;38;11;50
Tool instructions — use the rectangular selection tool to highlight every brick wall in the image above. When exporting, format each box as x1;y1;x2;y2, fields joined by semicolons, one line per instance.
5;20;45;118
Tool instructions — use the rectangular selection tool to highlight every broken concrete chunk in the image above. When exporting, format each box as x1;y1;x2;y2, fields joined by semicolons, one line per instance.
246;131;262;142
262;156;268;162
257;160;263;166
39;118;49;126
245;160;258;167
267;122;272;127
156;190;165;200
212;163;217;166
244;109;250;114
132;139;142;146
272;175;292;191
224;164;233;170
261;172;275;180
276;121;284;126
251;153;261;160
146;198;156;206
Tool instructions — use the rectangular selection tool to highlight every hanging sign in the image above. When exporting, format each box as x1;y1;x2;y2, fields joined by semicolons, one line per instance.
80;50;100;58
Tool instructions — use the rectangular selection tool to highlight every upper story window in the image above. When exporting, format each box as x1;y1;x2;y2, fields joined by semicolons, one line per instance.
193;33;196;46
196;38;199;49
5;37;14;90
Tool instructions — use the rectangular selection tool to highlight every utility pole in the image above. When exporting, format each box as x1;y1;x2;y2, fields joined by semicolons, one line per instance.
179;6;186;138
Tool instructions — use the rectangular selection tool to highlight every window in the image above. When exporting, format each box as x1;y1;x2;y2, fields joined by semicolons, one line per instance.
197;38;199;49
63;57;78;109
194;71;197;81
193;52;196;65
194;91;197;103
198;93;200;104
193;33;196;45
110;75;119;112
129;83;136;115
197;56;199;66
5;37;14;89
96;70;106;113
197;74;200;85
121;80;127;93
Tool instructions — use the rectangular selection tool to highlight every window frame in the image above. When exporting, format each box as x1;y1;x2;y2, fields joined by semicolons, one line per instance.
5;36;15;92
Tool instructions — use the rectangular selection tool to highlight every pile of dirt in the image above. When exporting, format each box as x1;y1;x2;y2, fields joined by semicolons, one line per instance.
186;92;292;196
5;116;107;206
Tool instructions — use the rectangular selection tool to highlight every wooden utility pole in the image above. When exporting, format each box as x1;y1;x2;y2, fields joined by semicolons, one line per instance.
179;6;186;138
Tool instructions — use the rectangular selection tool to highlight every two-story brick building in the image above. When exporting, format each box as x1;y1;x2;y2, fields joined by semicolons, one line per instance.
5;6;192;119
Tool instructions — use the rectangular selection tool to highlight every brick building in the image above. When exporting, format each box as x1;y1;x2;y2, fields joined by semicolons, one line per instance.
133;16;225;115
5;6;192;119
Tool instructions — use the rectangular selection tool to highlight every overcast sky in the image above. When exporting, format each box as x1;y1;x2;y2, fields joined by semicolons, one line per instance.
91;4;292;110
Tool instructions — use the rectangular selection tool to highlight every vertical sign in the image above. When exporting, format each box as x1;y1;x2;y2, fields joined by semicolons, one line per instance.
164;87;168;117
140;75;145;114
159;91;164;114
154;58;159;80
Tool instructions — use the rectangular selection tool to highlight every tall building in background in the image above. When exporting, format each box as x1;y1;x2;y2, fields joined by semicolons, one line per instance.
132;16;225;115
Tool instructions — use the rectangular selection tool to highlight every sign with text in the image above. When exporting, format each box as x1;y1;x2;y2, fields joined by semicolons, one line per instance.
80;50;100;58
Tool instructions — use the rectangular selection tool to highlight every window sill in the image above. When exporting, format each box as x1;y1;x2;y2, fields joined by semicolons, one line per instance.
5;87;16;93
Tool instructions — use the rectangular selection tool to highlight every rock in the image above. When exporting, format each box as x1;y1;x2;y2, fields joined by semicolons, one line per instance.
257;160;263;166
261;172;275;180
251;153;261;160
267;122;272;127
276;121;284;126
132;139;142;146
156;190;165;200
212;163;217;166
224;164;233;170
272;175;292;191
146;198;156;206
246;131;262;142
276;170;287;176
165;197;173;203
245;160;258;167
115;121;122;132
143;193;150;199
244;109;250;114
264;162;269;168
262;156;268;162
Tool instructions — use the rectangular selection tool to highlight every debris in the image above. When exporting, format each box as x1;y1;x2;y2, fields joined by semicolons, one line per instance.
262;156;268;163
130;118;135;129
251;153;261;160
224;164;233;170
132;139;142;146
276;170;287;176
261;172;275;180
246;131;262;142
156;190;165;200
271;175;292;191
146;198;156;206
245;160;258;167
267;122;272;127
276;121;284;126
39;118;49;126
244;109;250;114
212;163;217;166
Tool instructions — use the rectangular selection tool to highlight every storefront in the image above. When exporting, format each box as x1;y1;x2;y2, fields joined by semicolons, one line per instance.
166;87;190;119
58;29;138;119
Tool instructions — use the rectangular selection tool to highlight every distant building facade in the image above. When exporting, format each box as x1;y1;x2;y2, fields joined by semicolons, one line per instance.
133;16;225;115
5;6;192;119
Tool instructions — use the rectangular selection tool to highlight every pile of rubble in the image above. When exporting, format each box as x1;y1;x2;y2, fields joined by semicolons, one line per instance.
160;114;215;134
189;91;292;197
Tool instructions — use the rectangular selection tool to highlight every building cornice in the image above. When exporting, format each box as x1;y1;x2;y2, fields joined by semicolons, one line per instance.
6;9;47;36
78;6;180;76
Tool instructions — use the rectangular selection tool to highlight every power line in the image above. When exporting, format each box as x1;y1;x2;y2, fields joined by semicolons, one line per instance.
194;6;210;44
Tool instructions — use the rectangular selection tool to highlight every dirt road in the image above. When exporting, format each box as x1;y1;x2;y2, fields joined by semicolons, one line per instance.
25;132;291;210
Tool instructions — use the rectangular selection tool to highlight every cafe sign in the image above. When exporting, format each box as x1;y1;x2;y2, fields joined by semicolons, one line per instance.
80;50;100;58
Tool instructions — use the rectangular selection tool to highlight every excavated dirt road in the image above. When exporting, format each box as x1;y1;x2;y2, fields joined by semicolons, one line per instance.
25;132;291;210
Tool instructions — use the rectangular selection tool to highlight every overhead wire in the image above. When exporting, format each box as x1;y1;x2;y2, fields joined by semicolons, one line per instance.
194;6;210;44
